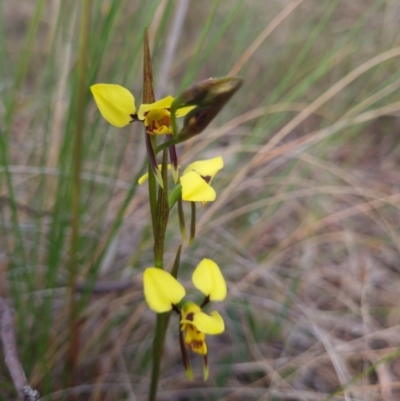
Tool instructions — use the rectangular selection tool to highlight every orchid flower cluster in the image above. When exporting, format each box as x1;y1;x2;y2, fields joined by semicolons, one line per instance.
90;33;241;388
144;258;226;380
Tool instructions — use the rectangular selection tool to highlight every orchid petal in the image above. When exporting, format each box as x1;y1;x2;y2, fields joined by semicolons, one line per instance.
192;258;227;301
183;324;207;355
138;96;174;120
183;156;224;179
180;171;216;202
181;307;224;335
91;84;136;127
143;268;186;313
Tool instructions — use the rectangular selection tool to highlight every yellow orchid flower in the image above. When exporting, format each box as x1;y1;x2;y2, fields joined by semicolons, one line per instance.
180;301;224;380
180;302;225;353
90;84;194;134
138;95;195;135
143;259;227;380
180;156;224;202
138;156;224;203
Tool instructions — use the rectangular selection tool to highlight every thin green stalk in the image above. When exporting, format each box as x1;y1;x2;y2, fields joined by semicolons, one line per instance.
155;136;181;153
144;27;171;401
168;183;182;209
148;135;158;235
154;148;169;268
68;0;91;388
149;240;181;401
143;28;158;235
177;198;186;240
190;201;196;244
149;313;168;401
148;148;170;401
149;245;184;400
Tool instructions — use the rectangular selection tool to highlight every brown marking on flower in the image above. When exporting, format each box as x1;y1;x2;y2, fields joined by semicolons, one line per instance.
188;339;204;351
201;175;211;183
145;109;172;134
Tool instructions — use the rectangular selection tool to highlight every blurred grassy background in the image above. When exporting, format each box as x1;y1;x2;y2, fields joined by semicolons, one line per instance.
2;0;400;400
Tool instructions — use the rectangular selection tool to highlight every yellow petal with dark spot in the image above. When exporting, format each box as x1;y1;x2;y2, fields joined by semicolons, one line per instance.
91;84;136;128
187;310;225;335
183;324;207;355
180;171;216;202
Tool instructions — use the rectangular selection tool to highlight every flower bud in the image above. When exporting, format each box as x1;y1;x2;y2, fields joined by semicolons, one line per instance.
172;76;242;139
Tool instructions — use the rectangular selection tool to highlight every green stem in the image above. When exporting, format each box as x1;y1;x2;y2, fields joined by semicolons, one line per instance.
143;27;168;401
171;244;182;278
170;103;179;138
154;148;169;268
149;244;182;401
148;135;157;235
177;198;186;240
149;147;170;401
168;183;182;209
149;313;168;401
68;0;91;389
155;137;181;154
190;202;196;244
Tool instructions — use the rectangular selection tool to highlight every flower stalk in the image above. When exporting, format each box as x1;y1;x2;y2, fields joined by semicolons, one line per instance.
142;29;170;401
154;147;169;268
190;202;196;244
90;27;241;399
177;197;186;240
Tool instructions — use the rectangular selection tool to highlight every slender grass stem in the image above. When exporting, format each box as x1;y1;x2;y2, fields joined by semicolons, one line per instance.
68;0;91;389
0;0;46;273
